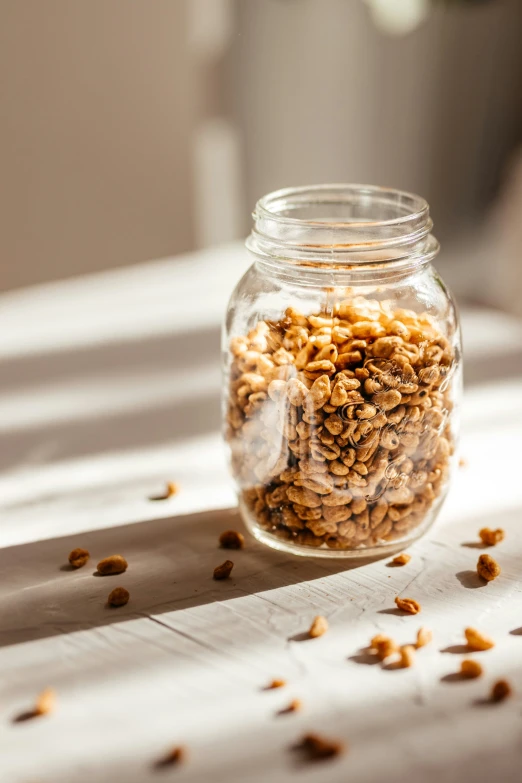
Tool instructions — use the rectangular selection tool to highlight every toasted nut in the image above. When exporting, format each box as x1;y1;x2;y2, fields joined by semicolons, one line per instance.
159;746;186;766
267;679;286;689
35;688;56;716
307;374;331;411
460;659;483;679
479;528;504;546
219;530;245;549
279;699;302;715
465;627;495;651
399;645;416;668
477;553;501;582
300;733;345;760
108;587;130;607
287;377;309;406
415;627;432;648
287;485;322;508
391;553;411;566
370;634;398;660
372;389;402;411
213;560;234;580
96;555;128;576
309;615;328;638
68;548;90;569
166;481;178;497
395;596;421;615
458;457;467;468
491;679;512;702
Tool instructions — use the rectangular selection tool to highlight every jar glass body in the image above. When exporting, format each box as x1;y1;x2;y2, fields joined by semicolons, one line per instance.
223;185;461;558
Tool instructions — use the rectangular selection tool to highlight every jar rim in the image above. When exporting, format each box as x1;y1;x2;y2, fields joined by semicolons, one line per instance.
255;183;430;230
247;183;439;269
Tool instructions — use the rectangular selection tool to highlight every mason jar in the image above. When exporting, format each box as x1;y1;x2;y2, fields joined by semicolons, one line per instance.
223;184;461;558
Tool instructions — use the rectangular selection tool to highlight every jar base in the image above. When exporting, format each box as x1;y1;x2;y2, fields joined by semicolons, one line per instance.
239;499;433;561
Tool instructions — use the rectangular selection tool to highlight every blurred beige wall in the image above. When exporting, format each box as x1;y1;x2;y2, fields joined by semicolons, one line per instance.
233;0;522;244
0;0;199;292
2;0;521;300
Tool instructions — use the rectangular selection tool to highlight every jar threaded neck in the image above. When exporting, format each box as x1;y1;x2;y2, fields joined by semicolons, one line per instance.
247;184;438;269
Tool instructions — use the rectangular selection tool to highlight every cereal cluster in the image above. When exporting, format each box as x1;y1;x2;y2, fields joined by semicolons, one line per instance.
226;295;456;552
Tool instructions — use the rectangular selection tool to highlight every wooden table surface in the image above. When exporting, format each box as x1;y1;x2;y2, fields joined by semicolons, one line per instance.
2;245;522;782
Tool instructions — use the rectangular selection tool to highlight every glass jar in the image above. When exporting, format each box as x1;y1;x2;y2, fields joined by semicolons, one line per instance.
223;184;461;558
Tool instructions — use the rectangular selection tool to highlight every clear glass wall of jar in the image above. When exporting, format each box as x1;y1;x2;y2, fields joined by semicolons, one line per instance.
223;185;461;558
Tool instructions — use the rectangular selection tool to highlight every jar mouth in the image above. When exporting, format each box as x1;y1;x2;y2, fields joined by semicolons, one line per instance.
247;184;439;268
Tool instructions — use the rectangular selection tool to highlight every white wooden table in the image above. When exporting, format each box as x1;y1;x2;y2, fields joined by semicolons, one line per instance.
2;245;522;783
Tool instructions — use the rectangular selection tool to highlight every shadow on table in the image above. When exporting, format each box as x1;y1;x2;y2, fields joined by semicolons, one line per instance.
0;327;222;472
0;506;369;649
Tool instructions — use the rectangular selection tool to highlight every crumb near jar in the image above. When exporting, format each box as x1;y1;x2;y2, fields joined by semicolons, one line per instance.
279;699;302;715
219;530;245;549
399;645;416;668
370;634;398;660
267;679;286;689
108;587;130;607
166;482;178;497
300;732;345;760
35;688;56;716
157;746;186;766
149;481;179;501
391;553;411;566
479;528;504;546
477;553;501;582
464;627;495;651
460;659;483;678
415;627;432;648
491;679;511;702
213;560;234;580
68;548;90;568
309;615;328;638
96;555;128;576
395;596;421;615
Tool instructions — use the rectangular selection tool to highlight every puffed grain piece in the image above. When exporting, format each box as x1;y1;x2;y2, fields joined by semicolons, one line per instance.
306;374;331;411
300;733;345;760
321;489;352;507
287;485;323;508
477;553;501;582
465;627;495;651
395;596;421;615
96;555;128;575
35;688;56;716
491;679;511;702
68;548;90;569
219;530;245;549
267;679;286;689
286;378;309;406
279;699;302;715
158;746;186;766
108;587;130;607
415;627;432;648
165;481;178;497
460;659;483;678
391;553;411;566
399;645;416;668
479;528;504;546
370;634;398;660
309;616;328;638
213;560;234;580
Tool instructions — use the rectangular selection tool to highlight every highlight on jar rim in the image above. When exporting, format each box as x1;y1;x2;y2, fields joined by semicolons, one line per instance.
224;184;461;559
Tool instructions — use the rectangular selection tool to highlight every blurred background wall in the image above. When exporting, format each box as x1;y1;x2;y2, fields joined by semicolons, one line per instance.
0;0;201;289
1;0;522;303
